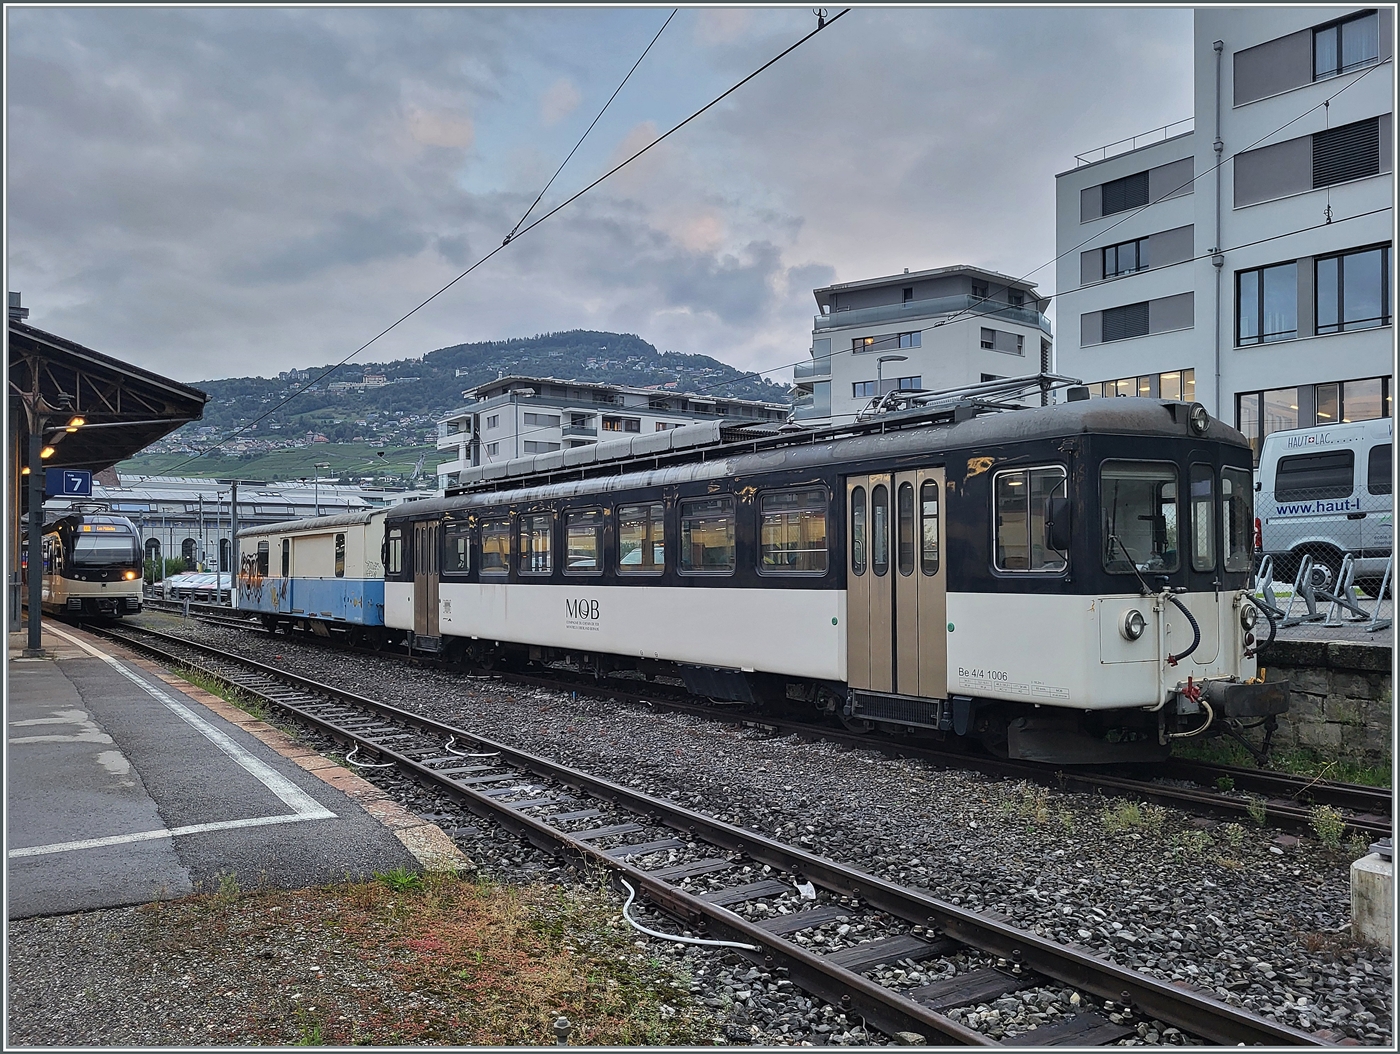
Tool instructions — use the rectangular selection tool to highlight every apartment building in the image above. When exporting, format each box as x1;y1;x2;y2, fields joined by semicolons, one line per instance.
435;376;789;489
792;265;1053;425
1056;7;1393;461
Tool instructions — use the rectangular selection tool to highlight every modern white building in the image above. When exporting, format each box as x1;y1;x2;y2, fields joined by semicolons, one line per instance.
435;376;789;489
1055;6;1393;460
792;265;1053;425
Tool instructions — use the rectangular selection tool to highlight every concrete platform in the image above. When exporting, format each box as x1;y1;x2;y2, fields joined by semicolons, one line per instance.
7;622;469;920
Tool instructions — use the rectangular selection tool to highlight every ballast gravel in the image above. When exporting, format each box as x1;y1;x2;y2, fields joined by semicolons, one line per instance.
11;618;1390;1047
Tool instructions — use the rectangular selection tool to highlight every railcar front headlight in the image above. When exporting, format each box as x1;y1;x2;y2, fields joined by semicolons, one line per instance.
1188;402;1210;435
1120;609;1147;641
1240;603;1258;630
124;570;138;580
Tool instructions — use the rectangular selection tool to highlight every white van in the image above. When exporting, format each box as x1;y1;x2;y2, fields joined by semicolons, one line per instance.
1256;417;1393;594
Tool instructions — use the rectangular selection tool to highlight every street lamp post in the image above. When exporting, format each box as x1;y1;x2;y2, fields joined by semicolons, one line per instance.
314;461;330;517
876;354;909;399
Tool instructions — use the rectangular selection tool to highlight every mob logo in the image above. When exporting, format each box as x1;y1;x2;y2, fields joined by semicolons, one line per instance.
565;597;600;621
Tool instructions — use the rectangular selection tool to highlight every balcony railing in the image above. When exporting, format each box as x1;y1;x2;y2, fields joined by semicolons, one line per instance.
794;357;833;382
562;424;597;438
815;295;1051;336
436;434;468;451
1074;118;1193;167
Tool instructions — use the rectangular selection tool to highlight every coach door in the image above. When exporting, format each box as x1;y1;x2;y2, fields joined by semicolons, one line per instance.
413;520;440;639
846;469;946;697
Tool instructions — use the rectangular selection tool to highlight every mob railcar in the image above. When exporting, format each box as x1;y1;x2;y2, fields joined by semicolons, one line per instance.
39;511;144;618
383;397;1287;764
236;510;392;644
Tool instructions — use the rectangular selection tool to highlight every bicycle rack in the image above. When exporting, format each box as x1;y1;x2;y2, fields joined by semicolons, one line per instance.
1273;553;1391;632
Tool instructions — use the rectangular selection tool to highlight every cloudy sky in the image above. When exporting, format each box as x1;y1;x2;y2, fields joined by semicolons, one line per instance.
6;6;1194;385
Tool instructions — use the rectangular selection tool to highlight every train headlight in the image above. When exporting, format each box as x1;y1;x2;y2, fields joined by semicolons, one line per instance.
1120;609;1147;641
1240;603;1258;631
1188;402;1210;435
124;570;138;580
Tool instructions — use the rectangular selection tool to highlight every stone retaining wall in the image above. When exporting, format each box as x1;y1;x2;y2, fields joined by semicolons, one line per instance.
1255;639;1392;761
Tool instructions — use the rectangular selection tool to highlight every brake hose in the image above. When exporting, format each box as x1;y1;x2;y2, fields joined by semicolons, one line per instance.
1251;599;1277;656
1166;594;1200;666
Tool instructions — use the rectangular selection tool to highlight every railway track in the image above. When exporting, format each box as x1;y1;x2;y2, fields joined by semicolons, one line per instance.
92;620;1330;1047
133;604;1393;842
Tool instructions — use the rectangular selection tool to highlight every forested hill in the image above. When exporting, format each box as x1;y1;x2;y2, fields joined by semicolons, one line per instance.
185;330;790;441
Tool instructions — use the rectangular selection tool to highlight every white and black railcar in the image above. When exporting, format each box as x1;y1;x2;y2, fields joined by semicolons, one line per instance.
384;398;1284;764
40;511;144;618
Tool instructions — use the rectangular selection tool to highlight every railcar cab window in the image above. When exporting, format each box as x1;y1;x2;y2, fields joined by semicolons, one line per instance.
256;540;270;576
617;502;665;573
1189;466;1216;572
1221;467;1253;573
759;489;827;574
443;522;471;575
335;534;346;578
681;497;735;574
281;539;290;577
564;509;603;573
520;514;552;574
1101;462;1178;574
481;520;511;575
385;528;404;575
920;480;939;575
850;486;867;575
994;466;1068;572
74;532;138;565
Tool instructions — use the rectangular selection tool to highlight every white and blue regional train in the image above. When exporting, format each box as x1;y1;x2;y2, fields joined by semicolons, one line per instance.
238;396;1287;764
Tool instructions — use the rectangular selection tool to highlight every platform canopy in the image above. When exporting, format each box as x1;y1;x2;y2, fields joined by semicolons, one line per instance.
8;319;209;471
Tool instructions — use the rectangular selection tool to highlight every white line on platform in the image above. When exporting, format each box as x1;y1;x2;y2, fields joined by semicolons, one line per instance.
9;625;338;859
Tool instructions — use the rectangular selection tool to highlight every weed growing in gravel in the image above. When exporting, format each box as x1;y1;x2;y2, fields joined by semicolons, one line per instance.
1214;776;1235;791
1176;739;1391;788
177;665;271;723
1174;830;1214;857
293;1008;323;1046
375;867;424;893
1100;800;1144;833
1223;823;1247;850
1347;832;1374;858
1057;809;1076;835
215;872;241;906
1245;796;1268;825
1308;805;1346;849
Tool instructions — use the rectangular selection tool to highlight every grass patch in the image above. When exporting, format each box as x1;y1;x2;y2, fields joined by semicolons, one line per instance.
175;665;272;723
1174;738;1391;789
136;872;714;1046
1100;799;1165;835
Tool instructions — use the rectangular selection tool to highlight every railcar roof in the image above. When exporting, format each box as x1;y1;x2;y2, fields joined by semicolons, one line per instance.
236;510;380;539
392;398;1249;520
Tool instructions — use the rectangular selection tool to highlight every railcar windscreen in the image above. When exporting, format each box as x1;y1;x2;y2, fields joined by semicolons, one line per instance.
72;536;138;565
1189;466;1216;572
1101;461;1179;574
994;466;1067;572
1222;466;1253;573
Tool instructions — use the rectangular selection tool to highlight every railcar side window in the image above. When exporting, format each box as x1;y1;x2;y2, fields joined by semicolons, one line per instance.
871;485;890;576
385;528;403;576
759;488;827;573
564;509;603;573
520;514;552;574
1221;467;1253;573
617;502;665;574
850;486;867;576
681;497;736;573
281;539;290;577
443;523;471;574
994;466;1068;572
256;540;270;576
896;483;915;576
1101;462;1179;574
920;480;939;575
1189;466;1216;572
335;534;346;578
481;520;510;575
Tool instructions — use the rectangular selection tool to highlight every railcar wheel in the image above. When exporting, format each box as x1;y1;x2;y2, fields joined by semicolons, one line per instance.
839;712;874;734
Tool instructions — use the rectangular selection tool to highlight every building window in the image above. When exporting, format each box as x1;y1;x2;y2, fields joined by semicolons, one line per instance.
1314;10;1379;80
564;509;603;573
761;489;823;571
895;376;922;391
853;381;876;399
680;496;736;574
1088;369;1194;401
486;414;499;429
486;442;499;457
519;514;552;574
1101;171;1149;215
1237;262;1298;345
1316;246;1390;333
994;466;1068;572
1312;117;1381;188
980;328;994;349
523;412;560;427
1103;237;1148;277
570;413;591;428
1102;302;1149;342
1009;291;1024;308
602;416;641;432
617;502;664;573
902;286;913;303
971;281;988;299
981;374;1003;383
523;441;560;453
852;331;921;354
